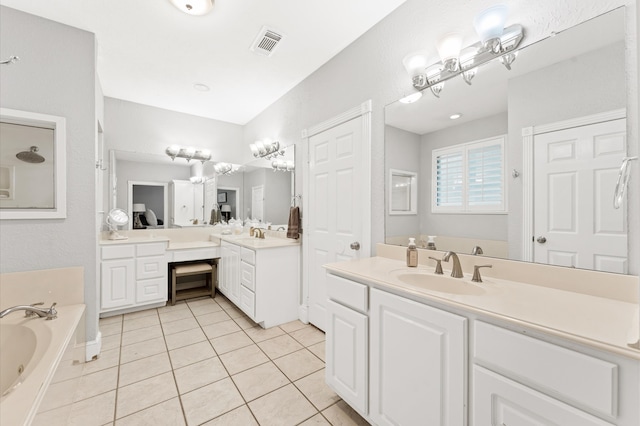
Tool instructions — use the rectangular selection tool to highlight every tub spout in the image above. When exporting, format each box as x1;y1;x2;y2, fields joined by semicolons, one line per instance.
0;302;58;320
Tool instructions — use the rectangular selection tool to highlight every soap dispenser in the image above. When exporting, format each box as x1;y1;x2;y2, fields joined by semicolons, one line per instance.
426;235;437;250
407;238;418;267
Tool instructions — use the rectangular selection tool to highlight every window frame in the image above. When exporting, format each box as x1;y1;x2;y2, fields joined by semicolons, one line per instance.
431;135;507;214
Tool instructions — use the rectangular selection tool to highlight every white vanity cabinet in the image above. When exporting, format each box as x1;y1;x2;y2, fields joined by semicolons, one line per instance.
100;242;168;313
219;240;299;328
370;288;467;426
326;273;369;416
472;321;638;426
325;272;467;425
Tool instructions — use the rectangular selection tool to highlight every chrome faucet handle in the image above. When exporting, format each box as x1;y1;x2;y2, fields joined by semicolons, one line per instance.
25;302;45;317
46;302;58;320
428;257;443;275
471;265;493;283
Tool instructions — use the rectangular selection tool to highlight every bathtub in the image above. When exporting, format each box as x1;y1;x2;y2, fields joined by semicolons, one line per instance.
0;304;84;426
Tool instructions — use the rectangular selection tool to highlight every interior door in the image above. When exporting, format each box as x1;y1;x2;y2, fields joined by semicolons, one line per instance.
534;118;627;273
308;116;363;331
252;185;264;222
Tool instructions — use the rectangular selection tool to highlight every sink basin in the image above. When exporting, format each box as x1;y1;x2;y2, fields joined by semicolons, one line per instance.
392;271;486;296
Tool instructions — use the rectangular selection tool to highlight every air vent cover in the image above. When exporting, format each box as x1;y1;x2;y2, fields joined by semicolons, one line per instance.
250;26;283;57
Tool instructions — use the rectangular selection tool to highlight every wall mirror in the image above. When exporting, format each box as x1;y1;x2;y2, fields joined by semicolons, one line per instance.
389;169;417;215
109;144;295;230
384;7;637;275
0;108;66;219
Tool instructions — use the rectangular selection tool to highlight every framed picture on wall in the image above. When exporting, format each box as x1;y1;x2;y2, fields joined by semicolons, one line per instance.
217;192;227;203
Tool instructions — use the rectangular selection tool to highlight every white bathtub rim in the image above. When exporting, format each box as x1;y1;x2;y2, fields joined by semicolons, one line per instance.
0;304;85;426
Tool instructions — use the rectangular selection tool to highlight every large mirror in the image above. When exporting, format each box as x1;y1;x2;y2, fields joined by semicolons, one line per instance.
385;8;637;275
109;145;295;230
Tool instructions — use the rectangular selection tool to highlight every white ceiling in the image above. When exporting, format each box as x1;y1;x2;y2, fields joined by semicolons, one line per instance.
0;0;407;125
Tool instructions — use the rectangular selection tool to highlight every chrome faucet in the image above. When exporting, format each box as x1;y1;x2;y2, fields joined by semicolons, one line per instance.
471;245;483;255
471;265;493;283
442;251;464;278
0;302;58;320
250;227;265;239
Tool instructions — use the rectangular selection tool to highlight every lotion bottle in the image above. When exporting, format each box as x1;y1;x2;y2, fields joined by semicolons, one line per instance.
407;237;418;267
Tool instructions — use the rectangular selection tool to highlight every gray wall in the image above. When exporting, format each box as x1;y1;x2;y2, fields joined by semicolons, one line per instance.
242;0;636;254
420;113;508;240
116;159;190;217
265;171;293;225
507;41;627;260
104;97;245;165
0;6;99;341
385;125;421;239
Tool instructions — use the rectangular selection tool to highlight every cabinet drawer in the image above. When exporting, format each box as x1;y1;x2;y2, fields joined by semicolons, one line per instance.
474;321;618;418
101;244;135;260
136;242;166;257
240;261;255;291
136;255;167;280
171;248;218;263
239;285;255;319
241;247;255;265
473;366;614;426
327;273;368;313
136;277;167;304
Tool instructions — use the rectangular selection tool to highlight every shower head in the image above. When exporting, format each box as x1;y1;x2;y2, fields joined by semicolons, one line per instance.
16;146;45;164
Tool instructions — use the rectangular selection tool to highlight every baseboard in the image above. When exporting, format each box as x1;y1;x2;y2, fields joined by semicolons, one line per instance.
298;304;309;324
85;331;102;362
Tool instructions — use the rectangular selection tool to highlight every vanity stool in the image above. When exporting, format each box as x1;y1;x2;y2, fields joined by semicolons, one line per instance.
170;261;216;306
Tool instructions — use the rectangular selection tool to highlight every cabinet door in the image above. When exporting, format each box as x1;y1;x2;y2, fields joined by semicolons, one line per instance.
228;243;241;304
472;366;615;426
219;244;231;294
370;288;467;426
101;259;135;310
326;300;368;416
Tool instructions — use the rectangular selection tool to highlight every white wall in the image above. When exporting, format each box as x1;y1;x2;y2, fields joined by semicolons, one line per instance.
242;0;637;255
0;6;99;342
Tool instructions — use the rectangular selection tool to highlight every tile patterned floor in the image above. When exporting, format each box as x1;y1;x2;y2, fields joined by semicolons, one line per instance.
34;295;370;426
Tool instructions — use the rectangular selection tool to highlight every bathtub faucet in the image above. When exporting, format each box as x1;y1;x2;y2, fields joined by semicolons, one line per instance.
0;302;58;320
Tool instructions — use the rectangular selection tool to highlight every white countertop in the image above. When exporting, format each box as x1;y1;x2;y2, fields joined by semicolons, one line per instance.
216;234;301;250
325;256;640;360
99;236;170;245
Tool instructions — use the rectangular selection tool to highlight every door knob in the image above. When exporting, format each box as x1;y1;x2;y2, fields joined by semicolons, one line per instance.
536;236;547;244
350;242;361;250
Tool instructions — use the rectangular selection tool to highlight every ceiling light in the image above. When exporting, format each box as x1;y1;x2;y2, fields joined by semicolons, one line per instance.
399;92;423;104
169;0;214;15
449;113;462;120
193;83;210;92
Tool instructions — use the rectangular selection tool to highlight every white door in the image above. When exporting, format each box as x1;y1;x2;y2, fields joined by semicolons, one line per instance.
369;288;466;426
252;185;264;222
534;118;627;273
307;116;364;331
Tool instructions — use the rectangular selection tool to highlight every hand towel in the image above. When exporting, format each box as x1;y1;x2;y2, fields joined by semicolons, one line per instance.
287;206;300;239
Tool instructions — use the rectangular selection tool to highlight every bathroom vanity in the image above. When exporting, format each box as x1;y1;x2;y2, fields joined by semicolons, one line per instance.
324;245;640;426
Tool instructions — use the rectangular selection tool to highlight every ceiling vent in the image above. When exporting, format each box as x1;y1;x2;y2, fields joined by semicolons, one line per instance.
250;26;283;57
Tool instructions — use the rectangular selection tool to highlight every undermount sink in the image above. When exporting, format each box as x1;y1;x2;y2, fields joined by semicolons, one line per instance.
391;270;486;296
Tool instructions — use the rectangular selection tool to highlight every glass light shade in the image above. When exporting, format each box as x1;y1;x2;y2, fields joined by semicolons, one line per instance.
199;149;211;157
183;147;195;157
166;145;180;156
255;141;266;154
250;144;259;155
436;33;463;63
169;0;214;16
474;4;508;43
402;52;429;77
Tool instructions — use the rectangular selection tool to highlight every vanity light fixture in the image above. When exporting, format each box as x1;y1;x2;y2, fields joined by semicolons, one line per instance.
402;5;524;97
169;0;214;16
214;162;240;175
249;139;285;160
165;145;212;163
272;159;295;172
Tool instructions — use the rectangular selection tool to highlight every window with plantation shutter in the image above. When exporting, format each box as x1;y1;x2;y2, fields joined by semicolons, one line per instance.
432;136;506;213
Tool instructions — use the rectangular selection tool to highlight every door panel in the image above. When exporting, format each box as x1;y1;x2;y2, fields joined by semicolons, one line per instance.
308;117;363;331
534;118;627;273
